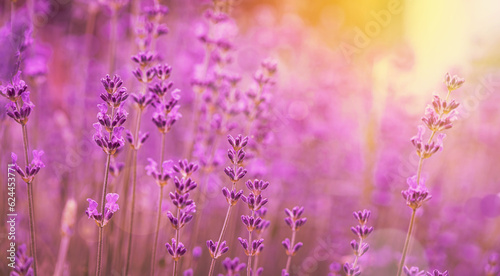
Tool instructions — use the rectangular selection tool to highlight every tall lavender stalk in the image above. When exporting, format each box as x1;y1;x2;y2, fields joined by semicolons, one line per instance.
122;51;155;276
251;208;270;274
4;74;44;276
87;74;128;276
397;73;464;276
343;210;374;276
281;206;306;276
165;160;199;275
207;134;248;276
239;180;269;276
147;64;182;275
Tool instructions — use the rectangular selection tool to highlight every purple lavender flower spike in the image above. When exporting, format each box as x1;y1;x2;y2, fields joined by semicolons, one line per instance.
221;257;246;276
85;193;119;227
344;209;373;275
343;262;361;276
485;253;500;276
282;206;306;274
86;199;99;219
165;238;187;261
101;74;124;94
145;159;174;186
10;244;34;276
353;209;371;225
0;78;27;102
5;91;34;125
426;269;449;276
444;72;465;91
404;266;426;276
402;175;432;210
207;240;229;259
11;150;45;184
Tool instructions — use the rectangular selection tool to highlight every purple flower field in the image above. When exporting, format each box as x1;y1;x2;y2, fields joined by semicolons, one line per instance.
1;0;500;275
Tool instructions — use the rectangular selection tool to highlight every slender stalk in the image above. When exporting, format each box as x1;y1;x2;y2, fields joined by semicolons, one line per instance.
396;209;416;276
246;209;255;276
173;207;180;276
21;124;38;276
54;234;70;276
124;108;144;276
96;153;112;276
252;254;259;275
247;230;252;276
284;229;296;274
151;185;164;276
151;132;166;276
109;8;118;73
208;205;233;276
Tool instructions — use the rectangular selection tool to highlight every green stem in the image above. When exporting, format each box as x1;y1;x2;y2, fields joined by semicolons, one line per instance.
21;124;38;276
124;108;144;276
151;132;166;276
151;185;164;276
208;204;233;276
96;153;112;276
284;229;296;274
173;207;180;276
397;209;416;276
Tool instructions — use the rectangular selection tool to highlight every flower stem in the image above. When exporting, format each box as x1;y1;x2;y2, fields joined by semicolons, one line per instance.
208;204;233;276
247;231;252;276
21;124;38;276
124;108;144;276
285;229;296;274
397;209;416;276
96;153;112;276
54;233;70;276
173;207;180;276
151;185;164;276
109;7;118;73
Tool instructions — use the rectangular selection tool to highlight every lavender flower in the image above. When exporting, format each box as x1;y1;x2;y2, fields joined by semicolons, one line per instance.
89;74;128;276
426;269;449;276
219;257;246;276
282;206;307;275
5;91;34;125
85;193;120;227
328;262;342;276
402;176;432;210
208;135;249;276
444;72;465;91
11;151;45;184
238;179;269;275
403;266;426;276
485;253;500;276
165;238;187;261
397;73;464;276
166;159;199;275
344;209;373;276
9;244;33;276
207;240;229;259
145;158;175;186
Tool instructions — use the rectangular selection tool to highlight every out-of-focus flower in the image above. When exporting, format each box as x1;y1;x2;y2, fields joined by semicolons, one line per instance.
145;159;175;186
444;73;465;91
404;266;426;276
426;269;449;276
10;244;33;276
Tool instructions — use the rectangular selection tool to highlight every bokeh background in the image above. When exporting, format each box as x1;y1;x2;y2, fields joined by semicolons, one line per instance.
1;0;500;275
